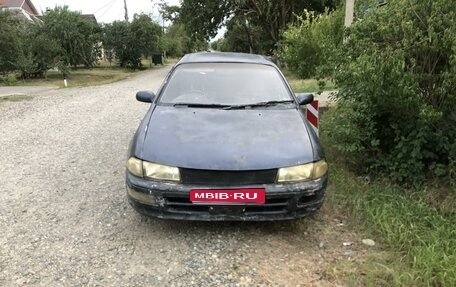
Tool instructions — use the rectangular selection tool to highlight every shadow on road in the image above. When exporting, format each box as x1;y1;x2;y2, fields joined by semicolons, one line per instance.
134;212;322;236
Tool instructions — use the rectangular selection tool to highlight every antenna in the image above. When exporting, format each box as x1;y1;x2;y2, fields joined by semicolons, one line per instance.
124;0;129;22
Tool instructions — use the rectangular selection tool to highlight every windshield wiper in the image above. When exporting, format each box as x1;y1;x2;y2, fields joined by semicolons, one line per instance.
223;100;295;110
173;103;231;109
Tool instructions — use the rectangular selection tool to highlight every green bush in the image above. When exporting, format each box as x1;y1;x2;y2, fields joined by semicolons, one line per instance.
102;14;164;70
41;6;101;68
0;9;66;78
0;10;27;75
325;0;456;186
2;75;17;86
280;8;344;78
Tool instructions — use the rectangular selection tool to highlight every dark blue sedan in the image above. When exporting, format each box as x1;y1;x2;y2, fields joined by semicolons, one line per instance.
126;52;328;221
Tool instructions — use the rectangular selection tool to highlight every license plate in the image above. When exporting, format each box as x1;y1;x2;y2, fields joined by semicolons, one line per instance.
190;188;266;204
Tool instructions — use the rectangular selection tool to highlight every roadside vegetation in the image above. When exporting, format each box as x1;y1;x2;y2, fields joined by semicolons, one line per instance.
279;0;455;187
0;5;201;87
289;0;454;285
0;94;33;104
321;122;456;286
285;72;336;93
325;1;455;189
0;57;179;88
10;68;140;88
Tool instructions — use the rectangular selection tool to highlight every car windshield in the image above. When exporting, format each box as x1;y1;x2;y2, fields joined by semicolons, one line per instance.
159;63;292;106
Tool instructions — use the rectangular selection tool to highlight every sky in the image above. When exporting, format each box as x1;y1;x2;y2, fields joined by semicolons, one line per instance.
33;0;180;23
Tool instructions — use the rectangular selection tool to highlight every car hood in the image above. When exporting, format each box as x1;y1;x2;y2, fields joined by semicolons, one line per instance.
138;106;314;170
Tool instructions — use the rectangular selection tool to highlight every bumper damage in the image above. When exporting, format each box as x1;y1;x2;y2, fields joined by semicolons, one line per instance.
126;172;328;221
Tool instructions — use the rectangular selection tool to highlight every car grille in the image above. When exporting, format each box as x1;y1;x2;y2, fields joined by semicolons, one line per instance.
165;194;290;215
179;168;278;186
160;189;325;216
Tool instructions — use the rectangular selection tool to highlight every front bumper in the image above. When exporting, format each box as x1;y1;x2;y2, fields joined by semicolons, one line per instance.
126;172;328;221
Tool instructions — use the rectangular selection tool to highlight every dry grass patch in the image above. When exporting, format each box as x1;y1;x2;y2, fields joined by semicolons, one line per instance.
12;69;140;88
0;94;33;104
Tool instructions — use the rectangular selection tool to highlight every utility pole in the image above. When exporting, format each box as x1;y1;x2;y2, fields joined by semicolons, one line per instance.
344;0;355;43
124;0;129;22
344;0;355;27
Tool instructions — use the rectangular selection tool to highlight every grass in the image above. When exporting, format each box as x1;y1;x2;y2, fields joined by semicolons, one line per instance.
321;111;456;286
0;57;179;89
288;77;337;93
0;94;33;104
9;68;142;89
282;69;337;93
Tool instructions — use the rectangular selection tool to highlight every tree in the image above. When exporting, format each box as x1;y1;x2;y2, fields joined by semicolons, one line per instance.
0;10;61;79
102;14;163;69
29;31;61;78
103;21;142;69
177;0;339;54
235;0;335;45
159;3;181;22
130;14;163;58
159;4;210;53
41;6;101;68
213;14;274;54
163;23;190;57
0;10;26;75
179;0;231;41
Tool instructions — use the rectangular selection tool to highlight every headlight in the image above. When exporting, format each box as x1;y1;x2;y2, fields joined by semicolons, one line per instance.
277;160;328;183
126;157;180;182
143;161;180;181
126;157;143;177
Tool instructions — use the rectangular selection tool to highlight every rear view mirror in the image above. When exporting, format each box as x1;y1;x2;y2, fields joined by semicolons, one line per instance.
296;93;314;105
136;91;155;103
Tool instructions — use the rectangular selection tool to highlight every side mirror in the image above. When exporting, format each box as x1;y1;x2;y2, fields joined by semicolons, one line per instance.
136;91;155;103
296;93;314;106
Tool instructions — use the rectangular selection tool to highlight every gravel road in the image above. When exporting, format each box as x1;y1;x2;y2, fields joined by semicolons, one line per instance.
0;66;354;286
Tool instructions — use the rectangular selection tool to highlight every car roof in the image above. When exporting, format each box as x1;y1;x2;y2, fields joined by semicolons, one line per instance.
177;52;274;66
